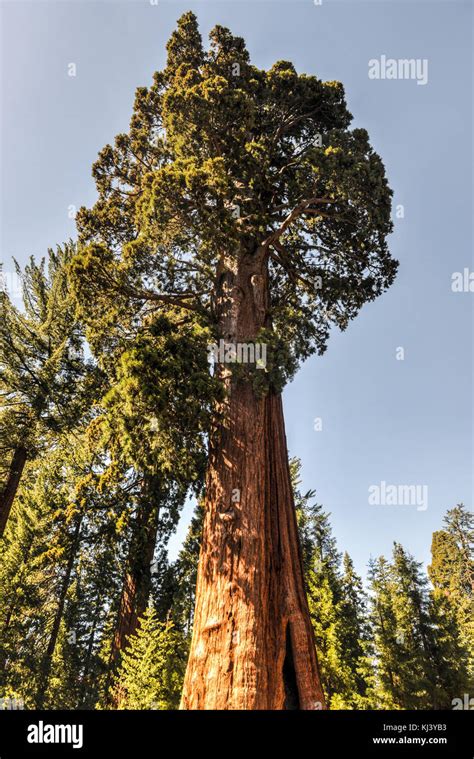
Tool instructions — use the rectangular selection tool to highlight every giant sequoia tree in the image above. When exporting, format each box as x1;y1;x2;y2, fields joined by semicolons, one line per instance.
73;12;397;709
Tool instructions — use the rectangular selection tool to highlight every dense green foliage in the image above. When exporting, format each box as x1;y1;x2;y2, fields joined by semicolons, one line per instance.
0;243;98;485
114;607;187;710
72;10;397;389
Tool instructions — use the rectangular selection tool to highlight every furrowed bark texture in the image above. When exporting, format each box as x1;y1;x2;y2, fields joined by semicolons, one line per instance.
0;446;27;539
181;249;325;710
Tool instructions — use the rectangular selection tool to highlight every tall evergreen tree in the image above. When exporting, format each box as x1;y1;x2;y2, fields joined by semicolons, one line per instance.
0;436;91;706
0;243;95;537
0;426;128;708
72;11;396;709
390;543;439;709
428;503;473;693
337;552;371;708
367;555;400;709
368;541;470;710
293;460;369;708
82;312;219;697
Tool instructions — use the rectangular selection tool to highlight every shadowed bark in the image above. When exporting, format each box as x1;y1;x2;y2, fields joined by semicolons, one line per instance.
110;500;160;667
108;491;161;707
0;446;27;538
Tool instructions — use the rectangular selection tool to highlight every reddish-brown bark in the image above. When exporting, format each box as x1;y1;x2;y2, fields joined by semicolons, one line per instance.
0;446;27;539
110;498;160;664
181;248;325;710
109;498;160;707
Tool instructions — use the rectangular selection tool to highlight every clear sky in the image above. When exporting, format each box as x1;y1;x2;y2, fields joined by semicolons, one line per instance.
1;0;472;580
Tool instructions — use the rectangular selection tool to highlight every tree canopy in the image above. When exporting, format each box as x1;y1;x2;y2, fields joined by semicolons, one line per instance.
73;11;397;387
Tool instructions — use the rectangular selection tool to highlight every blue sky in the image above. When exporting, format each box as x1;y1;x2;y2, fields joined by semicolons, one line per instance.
1;0;472;579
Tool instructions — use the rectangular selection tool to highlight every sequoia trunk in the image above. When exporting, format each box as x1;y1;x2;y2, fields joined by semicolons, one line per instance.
0;446;27;539
181;249;325;710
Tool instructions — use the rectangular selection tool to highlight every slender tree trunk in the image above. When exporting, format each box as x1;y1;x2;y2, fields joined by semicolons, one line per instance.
36;515;82;707
107;491;160;707
377;606;396;695
0;606;14;674
0;446;27;538
108;502;159;709
0;601;17;673
110;499;160;667
181;248;325;710
79;595;102;708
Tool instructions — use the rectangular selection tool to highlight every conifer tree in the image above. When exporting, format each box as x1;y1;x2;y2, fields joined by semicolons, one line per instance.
367;556;399;709
389;543;438;709
0;439;88;705
0;428;124;708
0;243;95;537
0;478;45;698
83;314;219;692
72;11;396;709
428;503;473;692
369;541;470;710
337;552;371;708
114;606;187;710
293;460;369;707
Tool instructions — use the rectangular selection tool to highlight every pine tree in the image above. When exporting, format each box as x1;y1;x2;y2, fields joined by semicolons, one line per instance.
0;477;44;701
427;587;471;708
428;503;473;696
0;428;125;708
0;439;87;706
368;541;470;710
389;543;439;709
0;242;96;537
72;11;396;709
337;552;371;708
293;460;369;708
114;606;187;710
367;556;400;709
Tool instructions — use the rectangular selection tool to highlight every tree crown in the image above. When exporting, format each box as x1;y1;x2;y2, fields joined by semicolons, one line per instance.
74;11;397;382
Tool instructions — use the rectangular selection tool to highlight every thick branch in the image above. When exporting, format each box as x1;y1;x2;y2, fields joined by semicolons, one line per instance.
262;197;337;248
